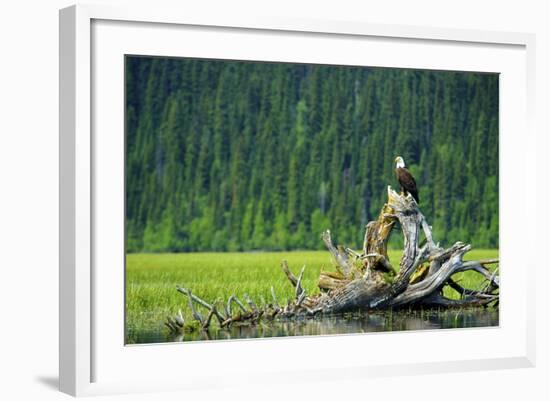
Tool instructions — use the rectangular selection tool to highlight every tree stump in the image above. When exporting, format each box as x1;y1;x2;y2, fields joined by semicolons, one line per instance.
166;186;499;333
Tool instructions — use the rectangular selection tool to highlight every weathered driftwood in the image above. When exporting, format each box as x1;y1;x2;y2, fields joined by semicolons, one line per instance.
166;186;499;333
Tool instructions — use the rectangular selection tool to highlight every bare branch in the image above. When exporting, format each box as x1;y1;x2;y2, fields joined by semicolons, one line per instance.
322;230;354;275
281;260;298;287
244;293;258;313
295;265;306;299
228;294;248;313
186;289;203;324
270;286;280;310
177;286;213;310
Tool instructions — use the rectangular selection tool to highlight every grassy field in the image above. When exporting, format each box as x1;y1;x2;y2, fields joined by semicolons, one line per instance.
126;249;498;343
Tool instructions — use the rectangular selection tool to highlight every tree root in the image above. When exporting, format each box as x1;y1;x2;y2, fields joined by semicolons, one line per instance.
167;186;499;332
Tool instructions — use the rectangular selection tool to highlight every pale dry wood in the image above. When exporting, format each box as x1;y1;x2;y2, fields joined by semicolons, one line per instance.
186;289;203;324
281;260;298;287
317;270;350;291
270;286;280;310
167;186;499;330
244;293;258;313
295;265;306;298
322;230;354;275
177;286;213;310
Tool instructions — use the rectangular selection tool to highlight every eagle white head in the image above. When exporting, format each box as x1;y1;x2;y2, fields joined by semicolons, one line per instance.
395;156;405;169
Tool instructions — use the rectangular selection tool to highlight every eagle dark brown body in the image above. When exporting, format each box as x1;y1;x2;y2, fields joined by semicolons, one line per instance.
394;156;419;203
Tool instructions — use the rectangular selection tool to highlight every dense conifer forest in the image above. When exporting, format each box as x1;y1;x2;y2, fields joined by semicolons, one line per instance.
125;56;498;252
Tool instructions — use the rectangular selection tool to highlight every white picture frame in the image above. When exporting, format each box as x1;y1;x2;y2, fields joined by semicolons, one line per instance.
59;3;536;397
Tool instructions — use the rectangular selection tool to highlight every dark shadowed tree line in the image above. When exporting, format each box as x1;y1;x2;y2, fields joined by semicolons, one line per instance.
125;56;498;252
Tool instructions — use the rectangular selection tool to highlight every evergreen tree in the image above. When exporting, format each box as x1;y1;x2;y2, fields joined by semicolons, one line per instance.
126;56;499;252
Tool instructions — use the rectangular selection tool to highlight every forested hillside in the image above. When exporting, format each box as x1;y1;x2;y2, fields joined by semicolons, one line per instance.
125;56;498;252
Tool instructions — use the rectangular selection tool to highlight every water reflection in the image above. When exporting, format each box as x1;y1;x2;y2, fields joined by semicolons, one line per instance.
127;308;499;344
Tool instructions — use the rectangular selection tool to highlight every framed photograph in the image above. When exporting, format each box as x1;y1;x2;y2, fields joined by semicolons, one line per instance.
59;4;536;396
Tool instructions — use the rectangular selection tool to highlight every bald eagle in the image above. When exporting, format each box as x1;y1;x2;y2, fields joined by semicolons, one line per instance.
394;156;419;203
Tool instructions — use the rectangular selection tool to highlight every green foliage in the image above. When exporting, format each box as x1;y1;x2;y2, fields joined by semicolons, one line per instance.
126;56;499;252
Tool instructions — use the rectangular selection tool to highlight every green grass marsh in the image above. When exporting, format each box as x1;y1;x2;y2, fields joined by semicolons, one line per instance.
126;249;498;343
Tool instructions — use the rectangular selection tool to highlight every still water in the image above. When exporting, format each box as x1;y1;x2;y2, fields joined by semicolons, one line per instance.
127;308;499;345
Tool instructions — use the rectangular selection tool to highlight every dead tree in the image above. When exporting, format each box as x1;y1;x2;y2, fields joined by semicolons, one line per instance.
166;186;498;333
